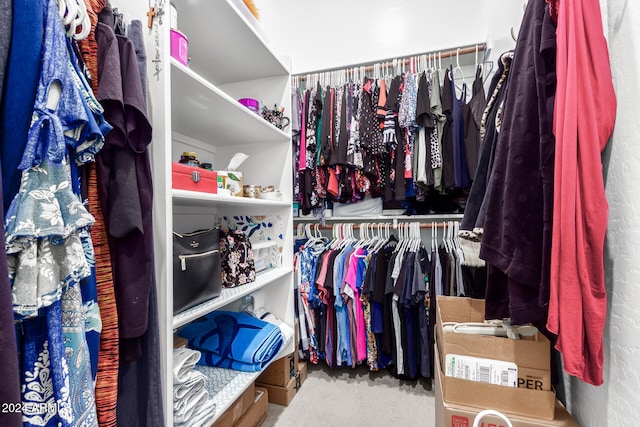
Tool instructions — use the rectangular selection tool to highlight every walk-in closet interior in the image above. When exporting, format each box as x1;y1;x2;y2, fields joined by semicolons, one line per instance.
0;0;637;426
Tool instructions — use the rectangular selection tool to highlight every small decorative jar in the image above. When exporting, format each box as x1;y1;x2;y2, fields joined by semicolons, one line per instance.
179;151;200;167
243;185;261;198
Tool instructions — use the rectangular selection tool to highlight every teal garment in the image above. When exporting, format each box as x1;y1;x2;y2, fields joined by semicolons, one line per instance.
61;285;99;426
21;300;74;427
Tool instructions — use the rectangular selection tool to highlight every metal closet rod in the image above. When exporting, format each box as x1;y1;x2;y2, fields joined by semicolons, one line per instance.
292;43;486;80
296;221;455;230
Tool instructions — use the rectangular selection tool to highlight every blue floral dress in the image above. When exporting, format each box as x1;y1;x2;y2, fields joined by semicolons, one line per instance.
7;0;109;425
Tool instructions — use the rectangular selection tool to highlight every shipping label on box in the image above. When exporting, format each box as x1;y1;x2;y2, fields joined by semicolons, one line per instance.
445;354;518;387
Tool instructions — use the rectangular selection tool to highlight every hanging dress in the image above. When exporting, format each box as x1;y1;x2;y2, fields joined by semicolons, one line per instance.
4;0;101;319
451;74;470;188
7;0;107;425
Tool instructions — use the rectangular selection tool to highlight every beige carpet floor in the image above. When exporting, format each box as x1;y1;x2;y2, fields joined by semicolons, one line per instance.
263;362;436;427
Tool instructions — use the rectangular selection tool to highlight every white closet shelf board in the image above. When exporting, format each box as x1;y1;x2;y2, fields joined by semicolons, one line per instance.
173;188;291;208
173;0;288;85
171;59;290;147
195;336;294;425
172;266;292;329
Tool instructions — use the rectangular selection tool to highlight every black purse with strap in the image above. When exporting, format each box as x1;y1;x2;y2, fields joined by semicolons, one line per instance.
172;228;222;314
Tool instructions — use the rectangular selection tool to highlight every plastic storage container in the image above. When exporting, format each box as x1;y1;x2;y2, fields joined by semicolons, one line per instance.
251;240;278;272
170;29;189;66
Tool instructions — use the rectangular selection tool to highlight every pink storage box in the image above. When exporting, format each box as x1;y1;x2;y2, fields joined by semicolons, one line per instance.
170;29;189;66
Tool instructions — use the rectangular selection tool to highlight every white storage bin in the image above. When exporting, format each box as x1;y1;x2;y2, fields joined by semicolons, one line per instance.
251;240;278;272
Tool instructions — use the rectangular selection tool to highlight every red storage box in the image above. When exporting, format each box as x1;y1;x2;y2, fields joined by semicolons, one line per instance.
172;162;217;194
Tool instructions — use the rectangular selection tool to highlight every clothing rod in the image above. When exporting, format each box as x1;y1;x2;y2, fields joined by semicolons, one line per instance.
295;221;456;230
293;44;486;79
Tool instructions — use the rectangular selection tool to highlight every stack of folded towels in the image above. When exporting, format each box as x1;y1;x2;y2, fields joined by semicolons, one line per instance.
173;347;217;427
178;310;286;372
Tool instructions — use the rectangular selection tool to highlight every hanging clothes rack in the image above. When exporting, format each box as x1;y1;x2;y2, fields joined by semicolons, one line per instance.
292;43;487;87
294;220;456;231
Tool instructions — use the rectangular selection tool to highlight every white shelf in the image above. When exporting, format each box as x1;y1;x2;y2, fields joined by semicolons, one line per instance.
173;188;291;209
171;59;290;147
172;267;292;329
193;336;293;425
172;0;288;85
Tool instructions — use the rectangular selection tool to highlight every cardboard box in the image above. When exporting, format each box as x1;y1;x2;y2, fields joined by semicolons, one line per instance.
436;297;553;390
519;367;552;391
435;348;577;426
436;296;555;420
172;162;218;194
212;383;256;427
257;371;300;406
235;387;268;427
173;335;188;349
297;361;307;386
256;353;295;387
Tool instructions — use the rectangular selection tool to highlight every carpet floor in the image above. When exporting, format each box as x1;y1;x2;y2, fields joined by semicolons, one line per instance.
263;362;436;427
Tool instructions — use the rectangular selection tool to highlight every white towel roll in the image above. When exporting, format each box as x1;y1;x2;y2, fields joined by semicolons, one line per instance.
173;347;201;384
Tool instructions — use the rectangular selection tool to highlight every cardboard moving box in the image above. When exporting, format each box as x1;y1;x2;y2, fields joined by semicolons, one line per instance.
435;347;577;427
235;387;268;427
257;369;302;406
256;353;296;387
436;296;555;420
297;361;307;386
212;383;256;427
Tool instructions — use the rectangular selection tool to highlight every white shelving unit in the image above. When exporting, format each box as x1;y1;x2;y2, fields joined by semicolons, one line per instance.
121;0;295;425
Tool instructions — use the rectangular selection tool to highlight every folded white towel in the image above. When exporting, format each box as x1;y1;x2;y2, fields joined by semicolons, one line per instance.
174;371;206;401
246;307;295;345
175;398;217;427
174;387;208;423
173;347;201;384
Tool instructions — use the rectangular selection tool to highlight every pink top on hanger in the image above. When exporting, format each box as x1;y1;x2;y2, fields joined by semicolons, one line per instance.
548;0;616;386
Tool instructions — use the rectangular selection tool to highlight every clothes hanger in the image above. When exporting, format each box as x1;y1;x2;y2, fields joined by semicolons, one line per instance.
70;0;91;40
449;48;466;101
58;0;77;26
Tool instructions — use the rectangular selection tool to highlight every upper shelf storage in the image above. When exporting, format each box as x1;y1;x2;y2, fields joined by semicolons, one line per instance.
172;0;289;85
171;59;290;147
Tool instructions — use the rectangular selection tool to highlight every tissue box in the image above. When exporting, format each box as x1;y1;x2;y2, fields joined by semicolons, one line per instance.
217;171;243;197
172;162;217;194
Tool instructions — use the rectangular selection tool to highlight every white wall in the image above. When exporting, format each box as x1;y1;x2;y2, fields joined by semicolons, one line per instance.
269;1;640;426
269;0;524;74
569;1;640;426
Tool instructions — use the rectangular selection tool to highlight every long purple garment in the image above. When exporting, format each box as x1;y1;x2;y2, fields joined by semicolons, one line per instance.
95;21;153;350
0;175;22;427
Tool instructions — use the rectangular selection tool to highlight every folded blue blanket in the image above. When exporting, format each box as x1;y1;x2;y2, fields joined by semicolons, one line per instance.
178;311;283;371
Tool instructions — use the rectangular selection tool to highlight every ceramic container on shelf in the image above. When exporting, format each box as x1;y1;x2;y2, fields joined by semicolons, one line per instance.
238;98;260;115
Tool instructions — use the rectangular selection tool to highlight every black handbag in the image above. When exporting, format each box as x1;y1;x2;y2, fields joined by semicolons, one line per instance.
172;228;222;314
219;228;256;288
